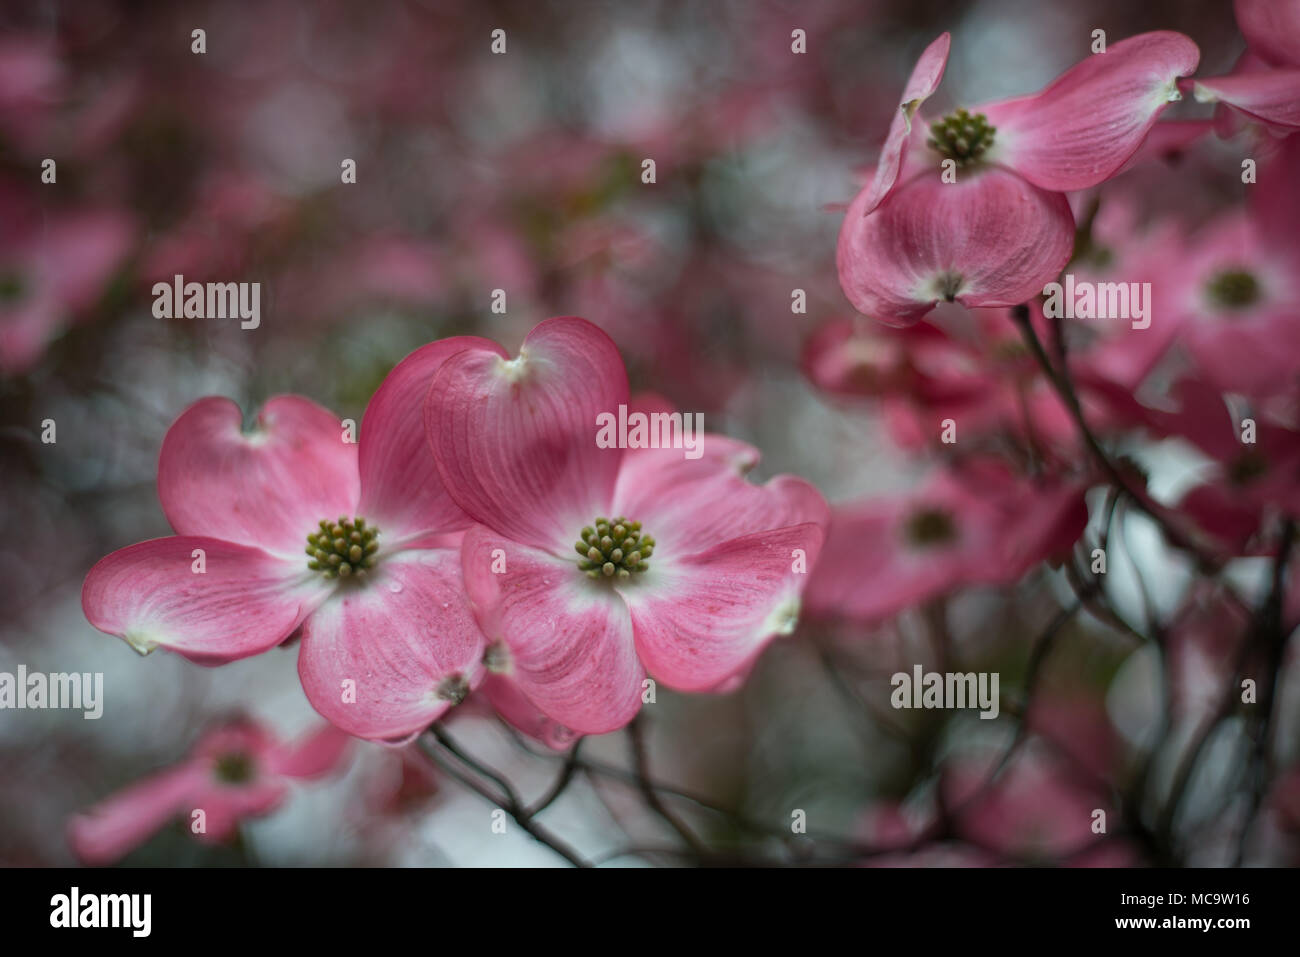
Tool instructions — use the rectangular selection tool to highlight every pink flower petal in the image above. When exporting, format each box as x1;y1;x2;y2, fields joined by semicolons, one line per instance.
267;725;353;778
81;537;319;662
804;502;953;621
426;317;628;552
192;782;289;843
68;763;209;865
297;548;487;742
479;674;581;750
158;396;360;559
1113;119;1214;176
983;31;1200;191
461;526;644;735
945;753;1113;860
358;338;498;545
861;32;951;214
612;440;828;562
1184;312;1300;398
1254;133;1300;253
1235;0;1300;67
622;523;825;691
1188;70;1300;130
838;167;1074;325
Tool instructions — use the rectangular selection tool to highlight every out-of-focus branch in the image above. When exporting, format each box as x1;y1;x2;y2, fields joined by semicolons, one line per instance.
1010;304;1221;571
1233;519;1296;865
626;714;709;856
417;725;591;867
525;739;583;817
1156;520;1294;862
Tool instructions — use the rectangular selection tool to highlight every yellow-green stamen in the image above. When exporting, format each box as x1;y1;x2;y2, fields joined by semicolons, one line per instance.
575;515;654;579
306;516;379;580
927;108;996;166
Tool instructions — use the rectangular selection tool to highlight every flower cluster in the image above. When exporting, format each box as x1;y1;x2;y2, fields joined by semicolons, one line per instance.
83;317;828;745
47;0;1300;868
806;6;1300;866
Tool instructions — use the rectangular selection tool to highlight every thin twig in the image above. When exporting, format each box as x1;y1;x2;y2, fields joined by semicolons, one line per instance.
627;715;709;856
1010;305;1220;569
417;729;591;867
525;738;584;817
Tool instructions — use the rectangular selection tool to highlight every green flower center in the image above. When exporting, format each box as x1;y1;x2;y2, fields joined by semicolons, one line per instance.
1228;451;1268;485
1207;269;1260;310
306;516;379;579
905;507;957;547
213;751;255;784
575;515;654;579
927;108;997;166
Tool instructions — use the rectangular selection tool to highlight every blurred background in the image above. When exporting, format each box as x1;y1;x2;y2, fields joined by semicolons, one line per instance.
2;0;1288;867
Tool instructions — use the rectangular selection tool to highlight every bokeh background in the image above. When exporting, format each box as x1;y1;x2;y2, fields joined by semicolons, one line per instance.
2;0;1290;866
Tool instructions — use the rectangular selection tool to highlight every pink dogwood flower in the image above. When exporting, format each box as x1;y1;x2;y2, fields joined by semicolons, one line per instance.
82;339;497;741
838;31;1199;324
423;317;828;737
68;718;349;865
806;462;1086;623
1155;140;1300;399
1146;378;1300;555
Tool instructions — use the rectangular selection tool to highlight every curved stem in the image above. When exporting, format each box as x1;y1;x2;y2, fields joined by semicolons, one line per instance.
1010;305;1219;569
627;715;709;857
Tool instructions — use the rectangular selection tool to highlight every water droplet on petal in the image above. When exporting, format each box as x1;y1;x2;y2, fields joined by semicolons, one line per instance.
388;581;403;594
